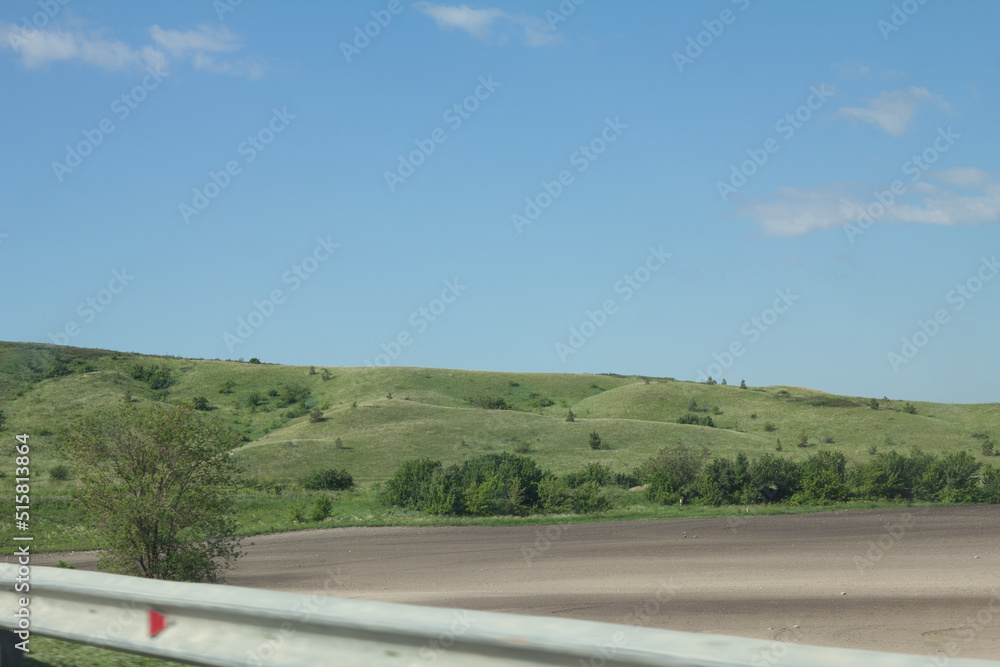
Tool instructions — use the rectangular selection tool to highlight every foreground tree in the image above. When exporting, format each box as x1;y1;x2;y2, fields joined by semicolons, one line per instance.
68;401;244;582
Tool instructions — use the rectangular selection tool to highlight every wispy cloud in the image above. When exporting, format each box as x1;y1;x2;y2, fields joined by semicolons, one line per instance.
837;87;948;136
740;168;1000;237
0;21;262;77
415;3;561;46
0;21;162;71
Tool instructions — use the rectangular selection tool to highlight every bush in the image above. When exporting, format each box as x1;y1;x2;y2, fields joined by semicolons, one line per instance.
537;475;571;512
678;413;714;427
249;358;261;364
696;454;750;506
49;464;71;481
219;381;235;394
869;398;879;410
469;396;511;410
903;402;917;414
322;369;333;381
588;432;602;450
279;385;312;407
564;462;612;488
982;441;995;457
571;482;612;514
763;422;777;432
746;454;800;503
381;453;549;516
130;364;175;390
192;396;210;411
310;495;333;522
302;468;354;491
289;502;308;523
792;451;848;504
566;410;575;422
309;407;324;423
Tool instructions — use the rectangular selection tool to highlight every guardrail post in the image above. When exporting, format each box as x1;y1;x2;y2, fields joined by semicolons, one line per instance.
0;630;24;667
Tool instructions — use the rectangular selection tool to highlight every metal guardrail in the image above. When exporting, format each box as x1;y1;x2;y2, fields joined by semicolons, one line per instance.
2;563;999;667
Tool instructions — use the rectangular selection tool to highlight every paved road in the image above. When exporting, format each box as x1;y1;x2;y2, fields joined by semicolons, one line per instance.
29;505;1000;659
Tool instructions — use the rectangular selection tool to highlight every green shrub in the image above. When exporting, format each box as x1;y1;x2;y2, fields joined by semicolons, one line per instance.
903;402;917;414
310;495;333;522
763;421;777;432
566;410;575;422
589;432;602;450
564;462;612;488
678;413;714;427
302;468;354;491
49;464;71;481
218;381;235;394
571;481;612;514
192;396;210;411
695;454;750;506
309;407;324;423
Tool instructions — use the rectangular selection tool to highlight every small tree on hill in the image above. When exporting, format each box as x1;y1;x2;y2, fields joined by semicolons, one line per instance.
566;410;575;422
589;432;602;450
740;379;747;390
309;407;324;423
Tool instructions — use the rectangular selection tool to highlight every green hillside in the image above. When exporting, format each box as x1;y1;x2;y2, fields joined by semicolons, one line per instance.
1;340;997;553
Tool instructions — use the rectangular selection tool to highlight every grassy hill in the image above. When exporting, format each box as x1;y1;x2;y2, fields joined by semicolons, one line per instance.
1;340;997;552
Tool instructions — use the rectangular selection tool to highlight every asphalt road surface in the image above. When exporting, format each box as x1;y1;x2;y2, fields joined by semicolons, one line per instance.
30;505;1000;660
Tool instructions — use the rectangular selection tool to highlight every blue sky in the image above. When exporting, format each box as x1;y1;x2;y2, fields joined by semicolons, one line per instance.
1;0;998;404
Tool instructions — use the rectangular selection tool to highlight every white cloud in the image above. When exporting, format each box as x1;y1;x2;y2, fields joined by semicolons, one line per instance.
415;3;561;46
1;21;260;77
831;61;870;81
1;21;160;71
739;186;861;237
837;87;947;136
740;171;1000;237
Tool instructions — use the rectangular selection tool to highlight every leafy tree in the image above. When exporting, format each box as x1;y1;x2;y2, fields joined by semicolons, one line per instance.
67;401;244;582
248;358;261;364
740;380;747;390
570;481;612;513
309;407;324;423
721;379;727;385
